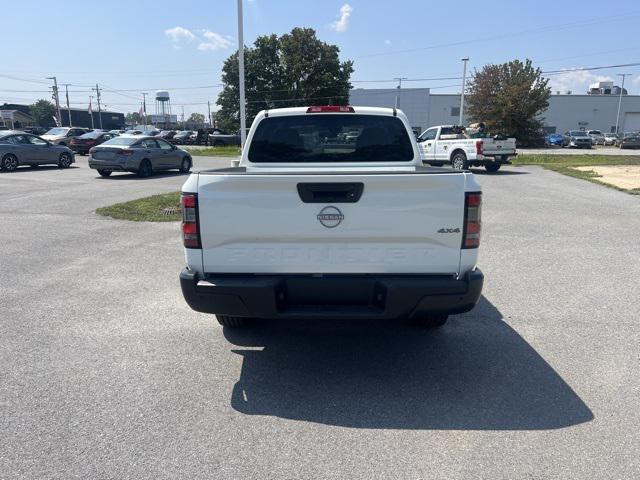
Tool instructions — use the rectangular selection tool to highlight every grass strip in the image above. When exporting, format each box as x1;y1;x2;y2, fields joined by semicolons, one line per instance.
96;192;181;221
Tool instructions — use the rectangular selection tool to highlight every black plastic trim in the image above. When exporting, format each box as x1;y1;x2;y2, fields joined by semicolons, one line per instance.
180;269;484;319
297;182;364;203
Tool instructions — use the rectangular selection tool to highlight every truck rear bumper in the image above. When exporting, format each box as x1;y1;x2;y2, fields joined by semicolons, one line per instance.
180;268;483;319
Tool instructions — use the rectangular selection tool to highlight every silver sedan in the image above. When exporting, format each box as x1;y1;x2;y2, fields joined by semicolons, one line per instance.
0;131;75;171
88;136;192;178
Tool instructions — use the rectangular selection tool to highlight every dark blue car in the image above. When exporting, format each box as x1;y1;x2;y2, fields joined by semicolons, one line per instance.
545;133;563;146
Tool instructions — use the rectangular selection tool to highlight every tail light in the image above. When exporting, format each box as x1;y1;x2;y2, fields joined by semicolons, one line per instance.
181;193;201;249
462;192;482;249
306;106;355;113
475;140;483;155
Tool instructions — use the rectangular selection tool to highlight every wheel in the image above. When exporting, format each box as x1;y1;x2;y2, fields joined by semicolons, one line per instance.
216;315;248;327
137;159;153;178
413;314;449;328
451;152;468;170
213;140;224;147
97;169;112;177
1;154;19;172
484;163;501;173
58;152;72;168
179;156;192;173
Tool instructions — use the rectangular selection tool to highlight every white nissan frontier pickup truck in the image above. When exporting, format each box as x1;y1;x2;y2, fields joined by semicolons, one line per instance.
179;106;483;328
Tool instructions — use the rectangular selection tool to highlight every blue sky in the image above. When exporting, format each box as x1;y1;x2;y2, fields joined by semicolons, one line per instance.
2;0;640;118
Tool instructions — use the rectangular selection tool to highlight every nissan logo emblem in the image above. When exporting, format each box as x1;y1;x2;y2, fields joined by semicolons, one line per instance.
317;206;344;228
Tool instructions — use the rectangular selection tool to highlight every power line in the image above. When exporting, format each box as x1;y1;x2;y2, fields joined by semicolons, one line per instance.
353;12;640;60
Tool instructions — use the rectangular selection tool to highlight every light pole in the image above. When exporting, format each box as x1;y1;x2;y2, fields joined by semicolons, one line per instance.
237;0;247;146
394;77;408;109
615;73;631;134
459;58;469;126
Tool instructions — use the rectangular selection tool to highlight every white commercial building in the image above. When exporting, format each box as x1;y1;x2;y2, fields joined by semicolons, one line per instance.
349;87;640;135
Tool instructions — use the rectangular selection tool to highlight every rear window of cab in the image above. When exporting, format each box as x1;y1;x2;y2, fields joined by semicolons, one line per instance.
247;114;414;163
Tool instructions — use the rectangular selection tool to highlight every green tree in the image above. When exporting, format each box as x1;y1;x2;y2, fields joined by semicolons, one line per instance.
125;112;142;125
216;27;354;132
30;99;57;127
187;112;205;124
466;59;551;146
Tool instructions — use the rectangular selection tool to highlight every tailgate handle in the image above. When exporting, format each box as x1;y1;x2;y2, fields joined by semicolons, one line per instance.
297;183;364;203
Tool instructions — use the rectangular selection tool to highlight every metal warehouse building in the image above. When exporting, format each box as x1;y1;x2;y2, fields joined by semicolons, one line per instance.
349;88;640;136
0;103;125;130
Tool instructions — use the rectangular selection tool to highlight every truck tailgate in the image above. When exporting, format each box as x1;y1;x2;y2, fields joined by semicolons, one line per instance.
196;171;466;274
483;138;516;156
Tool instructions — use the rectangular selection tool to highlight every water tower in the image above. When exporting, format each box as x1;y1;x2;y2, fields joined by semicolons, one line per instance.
155;90;172;125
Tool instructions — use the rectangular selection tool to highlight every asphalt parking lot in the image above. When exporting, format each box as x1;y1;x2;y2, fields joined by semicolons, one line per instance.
1;157;639;479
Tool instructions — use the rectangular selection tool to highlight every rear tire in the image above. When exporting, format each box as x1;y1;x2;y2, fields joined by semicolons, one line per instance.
97;169;112;177
58;152;72;168
1;154;19;172
216;315;248;328
137;159;153;178
213;140;224;147
484;163;501;173
179;156;192;173
451;152;468;170
413;314;449;328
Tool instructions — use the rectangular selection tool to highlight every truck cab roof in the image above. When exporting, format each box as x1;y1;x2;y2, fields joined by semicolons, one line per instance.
241;105;423;169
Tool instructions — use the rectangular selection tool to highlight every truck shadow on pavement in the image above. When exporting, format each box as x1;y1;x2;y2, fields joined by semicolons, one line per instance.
470;169;529;176
95;171;190;180
224;296;593;430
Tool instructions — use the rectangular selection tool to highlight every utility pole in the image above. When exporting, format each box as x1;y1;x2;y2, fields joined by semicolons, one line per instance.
62;84;72;126
459;57;469;126
46;76;62;126
93;84;103;129
141;92;148;126
207;100;212;127
89;95;95;129
615;73;631;134
181;105;185;129
393;77;408;109
237;0;247;145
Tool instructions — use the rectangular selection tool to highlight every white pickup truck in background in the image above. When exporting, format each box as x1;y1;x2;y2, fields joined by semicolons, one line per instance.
180;106;484;329
417;125;517;172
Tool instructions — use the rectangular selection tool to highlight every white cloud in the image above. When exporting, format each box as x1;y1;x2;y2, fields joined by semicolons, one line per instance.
330;3;353;32
548;69;614;94
164;26;195;43
198;31;233;51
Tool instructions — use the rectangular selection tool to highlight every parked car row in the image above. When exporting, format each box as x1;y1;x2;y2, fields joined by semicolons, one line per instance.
545;130;640;149
0;129;192;177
